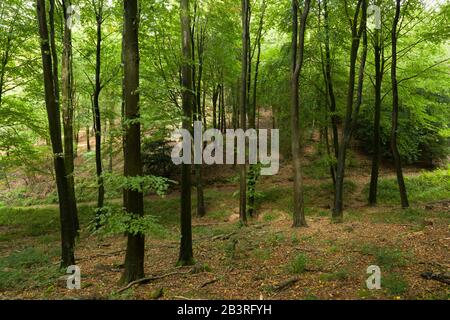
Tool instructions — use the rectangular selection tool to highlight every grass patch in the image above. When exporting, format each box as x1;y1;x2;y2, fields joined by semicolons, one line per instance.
288;253;308;274
364;168;450;205
0;247;60;291
383;273;409;296
360;244;410;270
320;269;349;282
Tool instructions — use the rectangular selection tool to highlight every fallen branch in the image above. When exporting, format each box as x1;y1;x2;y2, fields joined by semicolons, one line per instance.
117;269;192;293
421;272;450;285
269;277;300;292
200;278;220;288
212;232;236;241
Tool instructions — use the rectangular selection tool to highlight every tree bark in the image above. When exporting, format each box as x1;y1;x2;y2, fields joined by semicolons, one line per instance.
290;0;310;228
369;26;383;206
391;0;409;209
120;0;145;284
92;1;105;220
37;0;77;268
61;0;79;234
333;0;367;222
247;2;265;218
178;0;195;266
239;0;250;226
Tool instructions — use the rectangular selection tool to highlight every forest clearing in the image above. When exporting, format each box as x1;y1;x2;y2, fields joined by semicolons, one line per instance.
0;0;449;302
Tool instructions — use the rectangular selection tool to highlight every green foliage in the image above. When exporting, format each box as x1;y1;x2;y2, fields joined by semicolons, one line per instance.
288;253;308;274
360;245;409;270
93;207;167;238
365;168;450;204
142;138;177;180
0;247;59;291
320;269;350;282
383;273;409;296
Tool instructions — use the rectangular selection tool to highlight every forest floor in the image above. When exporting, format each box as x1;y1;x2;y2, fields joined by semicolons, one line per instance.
0;135;449;300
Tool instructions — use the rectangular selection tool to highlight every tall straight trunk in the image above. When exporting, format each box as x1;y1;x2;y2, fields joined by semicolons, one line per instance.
194;22;205;218
120;0;145;284
323;0;339;165
37;0;76;268
239;0;250;226
86;126;91;151
220;82;226;132
93;1;105;217
212;84;219;129
291;0;310;228
391;0;409;209
108;119;113;172
333;0;367;222
178;0;195;266
247;2;265;218
369;27;383;206
62;0;79;234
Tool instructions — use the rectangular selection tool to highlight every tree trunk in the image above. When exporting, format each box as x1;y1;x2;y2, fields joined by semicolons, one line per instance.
333;0;367;222
247;2;265;217
178;0;195;266
323;0;339;163
120;0;145;284
239;0;250;226
391;0;409;209
290;0;310;228
369;27;383;206
193;18;206;218
61;0;79;234
37;0;77;268
93;2;105;220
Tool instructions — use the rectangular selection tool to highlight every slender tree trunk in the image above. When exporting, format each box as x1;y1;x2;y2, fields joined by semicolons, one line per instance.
108;119;113;172
194;20;206;218
178;0;195;266
86;126;91;151
369;27;383;206
37;0;76;268
212;84;219;129
291;0;310;228
391;0;409;209
323;0;339;167
120;0;145;284
93;1;105;219
61;0;79;234
239;0;250;226
247;2;265;218
333;0;367;222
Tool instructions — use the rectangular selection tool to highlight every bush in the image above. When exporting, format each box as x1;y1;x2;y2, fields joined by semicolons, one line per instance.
142;139;177;180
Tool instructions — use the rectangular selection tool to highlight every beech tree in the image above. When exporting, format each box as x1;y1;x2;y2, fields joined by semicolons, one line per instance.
178;0;195;266
36;0;78;267
290;0;310;228
120;0;145;284
390;0;409;208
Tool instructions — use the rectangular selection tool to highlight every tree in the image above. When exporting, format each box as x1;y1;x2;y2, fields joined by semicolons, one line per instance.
178;0;195;266
62;0;79;233
92;0;106;221
368;0;384;206
390;0;409;208
36;0;78;268
291;0;310;228
239;0;250;226
333;0;368;222
120;0;145;284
